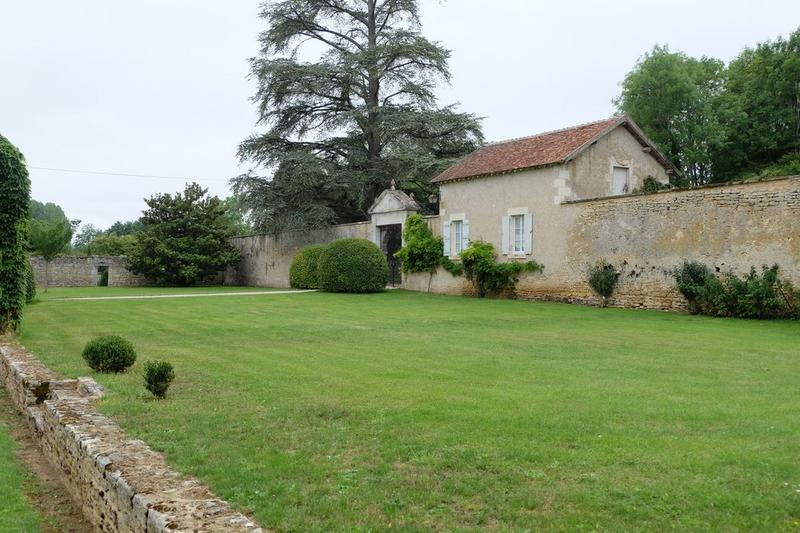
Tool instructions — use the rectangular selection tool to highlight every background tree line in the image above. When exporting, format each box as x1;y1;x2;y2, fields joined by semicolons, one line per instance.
616;27;800;186
28;195;249;259
26;186;246;288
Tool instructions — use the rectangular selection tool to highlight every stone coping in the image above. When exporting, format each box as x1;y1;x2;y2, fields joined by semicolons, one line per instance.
562;174;799;205
0;340;263;533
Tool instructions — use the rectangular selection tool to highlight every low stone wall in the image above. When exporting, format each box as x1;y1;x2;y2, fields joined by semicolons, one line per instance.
30;256;147;288
0;340;261;532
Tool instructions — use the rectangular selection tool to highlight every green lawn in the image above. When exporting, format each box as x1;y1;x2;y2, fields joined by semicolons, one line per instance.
18;287;800;530
0;389;43;532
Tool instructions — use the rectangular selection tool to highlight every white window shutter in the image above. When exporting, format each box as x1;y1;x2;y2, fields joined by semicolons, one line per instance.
462;219;470;247
443;221;451;257
501;216;510;255
524;213;533;254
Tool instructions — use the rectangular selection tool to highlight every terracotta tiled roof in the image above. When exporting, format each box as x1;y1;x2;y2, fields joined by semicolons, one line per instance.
431;116;671;184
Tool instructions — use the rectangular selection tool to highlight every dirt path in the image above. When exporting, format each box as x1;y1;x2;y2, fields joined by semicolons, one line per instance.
58;289;317;301
0;393;89;532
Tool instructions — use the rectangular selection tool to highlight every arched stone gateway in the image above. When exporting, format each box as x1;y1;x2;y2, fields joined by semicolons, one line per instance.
367;181;421;286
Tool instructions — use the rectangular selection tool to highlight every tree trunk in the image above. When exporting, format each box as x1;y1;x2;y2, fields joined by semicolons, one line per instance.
364;0;383;207
44;260;49;293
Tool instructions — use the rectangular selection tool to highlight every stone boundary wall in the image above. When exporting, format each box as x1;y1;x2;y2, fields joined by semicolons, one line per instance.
227;177;799;311
415;177;800;310
527;176;800;310
30;256;147;288
226;221;371;287
0;340;261;532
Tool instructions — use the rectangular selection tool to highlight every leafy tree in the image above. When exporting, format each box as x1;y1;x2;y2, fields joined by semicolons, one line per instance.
233;0;483;233
106;219;144;236
714;28;800;179
73;223;103;251
127;183;241;286
220;196;252;236
29;199;68;222
741;153;800;181
28;218;72;292
615;45;725;186
88;234;138;256
0;134;31;332
618;28;800;184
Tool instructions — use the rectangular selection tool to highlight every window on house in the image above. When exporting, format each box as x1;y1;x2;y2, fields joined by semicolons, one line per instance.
453;220;464;255
503;212;532;256
511;214;525;253
443;217;468;258
612;166;630;195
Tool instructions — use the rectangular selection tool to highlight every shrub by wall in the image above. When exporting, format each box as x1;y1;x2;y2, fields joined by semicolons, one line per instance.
587;261;621;306
674;262;799;319
289;244;327;289
460;240;542;298
394;214;463;291
674;261;713;314
317;238;388;293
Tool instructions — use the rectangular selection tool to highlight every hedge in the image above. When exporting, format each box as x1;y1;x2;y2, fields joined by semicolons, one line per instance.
289;244;327;289
317;238;388;293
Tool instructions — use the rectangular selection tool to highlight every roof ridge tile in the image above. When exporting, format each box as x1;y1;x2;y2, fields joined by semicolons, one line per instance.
485;116;621;147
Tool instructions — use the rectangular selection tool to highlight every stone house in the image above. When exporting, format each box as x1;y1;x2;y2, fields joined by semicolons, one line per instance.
430;115;675;264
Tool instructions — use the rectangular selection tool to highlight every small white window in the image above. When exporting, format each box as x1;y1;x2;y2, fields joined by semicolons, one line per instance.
443;217;468;257
502;211;532;256
511;214;525;253
453;220;464;255
612;166;630;195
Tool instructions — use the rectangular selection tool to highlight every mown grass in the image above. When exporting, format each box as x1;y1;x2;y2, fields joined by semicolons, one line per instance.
18;287;800;531
0;389;43;532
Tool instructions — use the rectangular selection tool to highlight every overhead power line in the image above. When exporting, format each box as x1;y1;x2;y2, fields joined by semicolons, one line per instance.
28;166;229;182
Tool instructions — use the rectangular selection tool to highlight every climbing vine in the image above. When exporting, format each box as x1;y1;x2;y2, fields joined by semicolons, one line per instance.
395;214;462;291
395;216;542;297
0;134;31;333
460;240;542;298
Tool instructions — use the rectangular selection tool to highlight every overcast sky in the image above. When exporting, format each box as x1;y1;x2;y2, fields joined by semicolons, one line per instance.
1;0;797;229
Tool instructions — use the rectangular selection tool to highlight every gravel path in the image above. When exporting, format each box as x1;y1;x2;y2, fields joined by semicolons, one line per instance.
58;289;317;301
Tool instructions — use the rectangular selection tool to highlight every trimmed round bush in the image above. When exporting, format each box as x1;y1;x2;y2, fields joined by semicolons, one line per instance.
82;335;137;373
289;244;327;289
143;360;175;398
317;238;389;293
